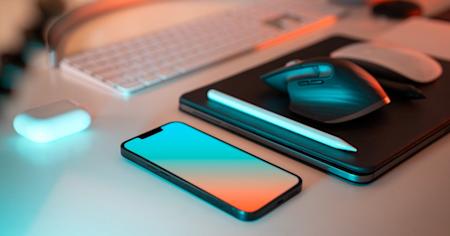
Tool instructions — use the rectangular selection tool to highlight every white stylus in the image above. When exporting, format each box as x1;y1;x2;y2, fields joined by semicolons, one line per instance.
207;89;357;152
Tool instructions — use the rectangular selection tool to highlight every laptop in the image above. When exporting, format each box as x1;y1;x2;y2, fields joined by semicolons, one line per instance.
179;36;450;183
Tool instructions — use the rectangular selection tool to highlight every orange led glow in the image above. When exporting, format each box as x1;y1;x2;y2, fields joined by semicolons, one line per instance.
256;16;337;50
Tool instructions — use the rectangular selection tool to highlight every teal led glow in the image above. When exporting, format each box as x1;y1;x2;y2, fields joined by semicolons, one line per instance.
13;101;91;143
207;89;357;152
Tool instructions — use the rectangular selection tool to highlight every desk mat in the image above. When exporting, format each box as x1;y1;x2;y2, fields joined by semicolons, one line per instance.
180;36;450;182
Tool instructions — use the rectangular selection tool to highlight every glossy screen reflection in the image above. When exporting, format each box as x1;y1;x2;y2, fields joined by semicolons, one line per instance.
124;122;299;213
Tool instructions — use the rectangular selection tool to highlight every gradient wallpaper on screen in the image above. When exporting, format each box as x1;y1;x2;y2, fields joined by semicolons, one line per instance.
124;122;299;213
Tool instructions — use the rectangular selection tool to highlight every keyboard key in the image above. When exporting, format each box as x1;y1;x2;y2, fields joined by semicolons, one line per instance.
61;0;342;96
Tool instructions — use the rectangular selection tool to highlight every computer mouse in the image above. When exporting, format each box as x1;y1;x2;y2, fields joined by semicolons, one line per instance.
261;58;390;123
372;1;422;19
331;42;443;83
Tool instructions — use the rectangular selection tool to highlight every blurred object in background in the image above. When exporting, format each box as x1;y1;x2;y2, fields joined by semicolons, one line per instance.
433;5;450;22
331;0;450;17
369;0;450;17
330;0;368;5
371;0;422;19
0;0;65;95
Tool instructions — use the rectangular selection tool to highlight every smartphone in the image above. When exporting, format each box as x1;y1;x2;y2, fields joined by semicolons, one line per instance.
121;122;302;221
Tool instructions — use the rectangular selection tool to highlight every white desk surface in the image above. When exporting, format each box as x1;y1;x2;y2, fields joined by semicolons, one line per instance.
1;1;450;235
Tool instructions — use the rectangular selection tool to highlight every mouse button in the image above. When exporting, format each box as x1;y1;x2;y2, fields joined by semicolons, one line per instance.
310;80;324;85
414;57;443;82
285;66;319;81
262;63;303;79
297;81;310;86
317;64;333;78
263;75;289;92
286;64;333;82
331;43;370;57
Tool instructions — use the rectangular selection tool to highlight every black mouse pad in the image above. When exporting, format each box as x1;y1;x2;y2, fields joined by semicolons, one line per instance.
179;36;450;183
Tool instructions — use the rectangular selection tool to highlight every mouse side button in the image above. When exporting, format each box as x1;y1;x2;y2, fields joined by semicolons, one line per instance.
310;80;324;85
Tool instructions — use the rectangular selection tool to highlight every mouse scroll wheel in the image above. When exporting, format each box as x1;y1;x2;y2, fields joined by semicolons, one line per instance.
317;65;333;77
287;65;333;81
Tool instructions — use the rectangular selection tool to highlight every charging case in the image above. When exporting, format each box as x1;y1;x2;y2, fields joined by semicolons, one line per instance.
13;100;91;143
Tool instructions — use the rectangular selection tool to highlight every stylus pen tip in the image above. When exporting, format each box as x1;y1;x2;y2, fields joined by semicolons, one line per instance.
339;143;358;152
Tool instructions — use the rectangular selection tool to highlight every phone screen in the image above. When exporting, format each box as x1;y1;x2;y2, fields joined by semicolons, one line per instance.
123;122;300;214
